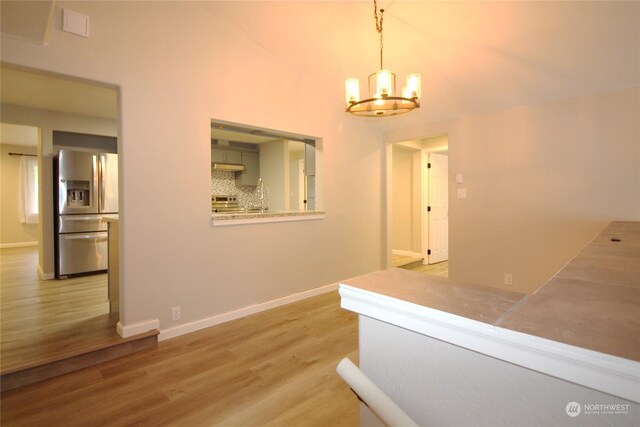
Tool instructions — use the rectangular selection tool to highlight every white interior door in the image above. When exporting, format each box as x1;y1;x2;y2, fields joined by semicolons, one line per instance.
427;153;448;264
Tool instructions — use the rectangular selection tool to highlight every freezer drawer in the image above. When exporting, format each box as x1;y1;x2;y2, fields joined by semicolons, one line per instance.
58;231;108;277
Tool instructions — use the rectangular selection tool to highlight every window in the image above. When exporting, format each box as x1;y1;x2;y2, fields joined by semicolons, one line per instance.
210;120;319;213
18;155;38;224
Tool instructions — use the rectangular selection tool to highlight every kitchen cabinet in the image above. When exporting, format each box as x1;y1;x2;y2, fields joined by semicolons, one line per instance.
211;149;226;163
211;147;242;164
235;151;260;187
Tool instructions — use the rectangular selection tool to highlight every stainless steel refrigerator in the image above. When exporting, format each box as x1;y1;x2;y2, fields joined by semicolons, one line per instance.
54;149;118;278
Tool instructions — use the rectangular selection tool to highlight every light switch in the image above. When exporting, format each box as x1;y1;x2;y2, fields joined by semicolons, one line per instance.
62;9;90;38
457;188;467;199
455;173;464;184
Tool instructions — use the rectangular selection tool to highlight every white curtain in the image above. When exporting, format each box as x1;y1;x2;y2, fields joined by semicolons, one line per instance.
18;156;38;225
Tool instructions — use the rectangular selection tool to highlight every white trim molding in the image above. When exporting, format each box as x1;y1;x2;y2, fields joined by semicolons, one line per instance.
339;284;640;404
117;318;160;338
37;264;54;280
0;241;38;249
159;283;338;341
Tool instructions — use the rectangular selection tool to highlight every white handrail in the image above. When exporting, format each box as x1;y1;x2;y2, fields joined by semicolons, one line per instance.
336;358;419;427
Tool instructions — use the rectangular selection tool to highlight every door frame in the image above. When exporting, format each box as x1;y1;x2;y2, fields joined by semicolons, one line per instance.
385;135;449;269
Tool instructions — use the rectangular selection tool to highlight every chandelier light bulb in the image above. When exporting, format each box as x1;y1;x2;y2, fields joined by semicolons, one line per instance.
376;70;393;97
402;86;412;103
406;74;421;98
345;78;360;103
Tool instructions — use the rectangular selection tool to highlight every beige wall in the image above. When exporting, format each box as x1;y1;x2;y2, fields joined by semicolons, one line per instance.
387;86;640;294
0;104;117;276
0;143;39;246
392;145;421;255
5;1;635;331
0;1;384;329
422;135;448;151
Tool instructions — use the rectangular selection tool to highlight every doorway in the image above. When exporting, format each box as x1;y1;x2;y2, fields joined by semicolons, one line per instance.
0;65;122;376
389;135;449;276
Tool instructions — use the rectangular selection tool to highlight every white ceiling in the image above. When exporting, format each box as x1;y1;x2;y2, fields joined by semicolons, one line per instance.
206;1;640;130
0;0;54;45
1;1;637;131
0;123;39;147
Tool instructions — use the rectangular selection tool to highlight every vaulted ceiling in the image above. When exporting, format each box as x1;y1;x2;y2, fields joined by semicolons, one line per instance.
0;0;54;45
207;1;640;129
1;1;638;130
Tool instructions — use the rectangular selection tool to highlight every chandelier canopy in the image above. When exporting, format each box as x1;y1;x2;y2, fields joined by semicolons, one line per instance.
345;0;421;117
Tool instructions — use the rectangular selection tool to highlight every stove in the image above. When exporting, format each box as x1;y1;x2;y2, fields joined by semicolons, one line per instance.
211;195;243;213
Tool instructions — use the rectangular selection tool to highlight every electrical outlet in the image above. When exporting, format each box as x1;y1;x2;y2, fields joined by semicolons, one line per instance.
171;306;181;321
504;273;513;286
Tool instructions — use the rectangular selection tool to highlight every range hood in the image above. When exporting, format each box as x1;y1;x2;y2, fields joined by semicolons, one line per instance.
212;162;245;172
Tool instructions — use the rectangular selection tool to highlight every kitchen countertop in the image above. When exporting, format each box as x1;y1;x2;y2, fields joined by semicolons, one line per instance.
211;210;325;226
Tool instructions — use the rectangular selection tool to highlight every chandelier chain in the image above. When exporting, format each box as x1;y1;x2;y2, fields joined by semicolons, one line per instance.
374;0;384;70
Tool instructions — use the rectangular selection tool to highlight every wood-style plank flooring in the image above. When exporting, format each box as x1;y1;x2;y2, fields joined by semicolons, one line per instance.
404;260;449;278
1;291;359;426
392;254;449;278
391;255;422;268
0;246;119;374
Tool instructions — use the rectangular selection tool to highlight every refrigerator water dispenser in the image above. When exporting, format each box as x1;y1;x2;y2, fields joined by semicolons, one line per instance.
65;180;91;207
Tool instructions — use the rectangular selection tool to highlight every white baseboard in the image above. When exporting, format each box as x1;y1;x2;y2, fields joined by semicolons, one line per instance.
38;264;54;280
0;241;38;249
392;249;422;259
117;318;160;338
159;283;338;342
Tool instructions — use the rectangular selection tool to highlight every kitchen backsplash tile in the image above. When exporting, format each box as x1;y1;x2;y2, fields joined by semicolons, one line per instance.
211;169;256;208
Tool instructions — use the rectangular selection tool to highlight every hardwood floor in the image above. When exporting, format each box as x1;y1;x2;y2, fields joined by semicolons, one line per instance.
1;291;359;426
392;254;449;278
0;247;120;374
404;260;449;278
391;254;422;268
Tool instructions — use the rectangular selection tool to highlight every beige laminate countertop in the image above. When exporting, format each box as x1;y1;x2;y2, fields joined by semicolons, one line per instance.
341;221;640;362
212;210;325;220
211;210;325;224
